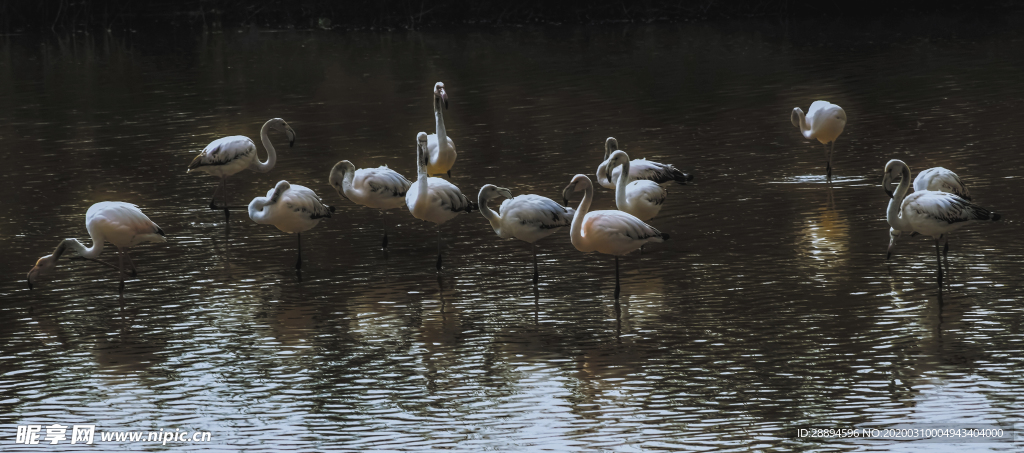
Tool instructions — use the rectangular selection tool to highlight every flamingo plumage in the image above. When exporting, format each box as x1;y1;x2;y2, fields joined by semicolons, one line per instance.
27;201;166;293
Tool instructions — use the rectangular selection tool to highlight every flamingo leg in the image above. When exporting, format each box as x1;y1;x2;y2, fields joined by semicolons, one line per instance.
381;212;389;250
118;247;126;293
123;250;138;277
208;177;223;210
532;243;539;283
436;226;443;271
823;142;833;183
295;233;303;270
935;239;943;287
222;177;230;219
614;256;621;298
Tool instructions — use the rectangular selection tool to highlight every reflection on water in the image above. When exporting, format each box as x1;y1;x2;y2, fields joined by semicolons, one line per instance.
2;19;1024;451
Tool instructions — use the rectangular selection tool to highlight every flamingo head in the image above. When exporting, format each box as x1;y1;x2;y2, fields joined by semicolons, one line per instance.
269;118;296;147
27;243;65;290
604;150;629;183
882;159;907;198
478;184;513;202
328;160;356;199
790;107;805;128
562;174;590;206
417;132;429;167
604;137;618;160
886;228;902;260
434;82;448;110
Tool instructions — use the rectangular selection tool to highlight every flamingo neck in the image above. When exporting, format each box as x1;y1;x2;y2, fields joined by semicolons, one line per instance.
248;196;271;224
596;159;610;187
570;184;593;251
64;234;103;260
887;164;913;231
253;119;278;173
414;148;429;216
794;109;813;139
339;166;356;198
434;100;448;152
478;193;502;235
614;159;630;210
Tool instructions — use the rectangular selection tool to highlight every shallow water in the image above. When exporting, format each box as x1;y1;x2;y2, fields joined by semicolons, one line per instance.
2;18;1024;451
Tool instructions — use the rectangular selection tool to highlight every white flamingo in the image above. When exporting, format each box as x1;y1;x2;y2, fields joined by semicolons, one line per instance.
248;180;334;270
329;160;412;249
883;160;972;258
561;174;668;296
425;82;457;178
883;159;1000;286
791;101;846;182
27;202;166;292
188;118;296;218
914;167;971;200
605;150;667;221
407;132;477;270
478;184;575;282
595;137;694;189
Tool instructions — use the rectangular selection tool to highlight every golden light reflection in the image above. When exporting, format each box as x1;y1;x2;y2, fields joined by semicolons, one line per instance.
796;191;850;272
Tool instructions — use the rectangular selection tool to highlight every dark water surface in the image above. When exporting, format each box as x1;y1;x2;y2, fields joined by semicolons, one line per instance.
2;19;1024;451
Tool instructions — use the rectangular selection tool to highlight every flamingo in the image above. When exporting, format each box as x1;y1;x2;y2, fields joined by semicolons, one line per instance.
478;184;575;282
425;82;457;178
406;132;477;270
595;137;694;190
561;174;668;296
27;202;166;292
605;150;667;221
791;101;846;182
329;160;412;249
188;118;296;219
883;160;972;258
882;159;1000;286
248;180;334;270
914;167;971;200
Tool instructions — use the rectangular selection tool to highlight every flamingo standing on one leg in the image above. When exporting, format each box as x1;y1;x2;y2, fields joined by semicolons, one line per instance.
425;82;457;178
27;202;166;293
248;180;334;271
561;174;668;297
329;160;412;249
478;184;575;282
595;137;694;190
604;150;667;221
406;132;476;270
791;101;846;183
188;118;296;219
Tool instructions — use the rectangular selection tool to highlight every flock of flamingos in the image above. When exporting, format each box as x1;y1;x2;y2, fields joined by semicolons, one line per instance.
25;82;1002;294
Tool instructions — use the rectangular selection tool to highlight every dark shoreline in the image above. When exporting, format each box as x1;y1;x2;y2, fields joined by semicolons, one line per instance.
2;0;1022;33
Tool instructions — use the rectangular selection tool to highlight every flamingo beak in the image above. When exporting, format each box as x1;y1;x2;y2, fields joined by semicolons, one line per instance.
27;265;40;289
561;182;576;206
885;188;894;199
286;127;296;147
441;89;448;110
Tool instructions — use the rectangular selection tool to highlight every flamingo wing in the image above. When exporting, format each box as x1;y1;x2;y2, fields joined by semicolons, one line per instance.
360;166;413;197
187;136;255;171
